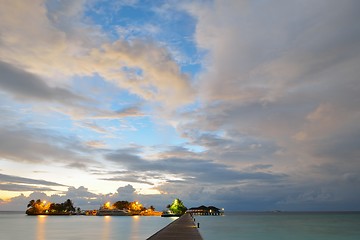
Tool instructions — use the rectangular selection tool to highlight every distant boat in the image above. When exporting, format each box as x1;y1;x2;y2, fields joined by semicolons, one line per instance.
97;209;131;216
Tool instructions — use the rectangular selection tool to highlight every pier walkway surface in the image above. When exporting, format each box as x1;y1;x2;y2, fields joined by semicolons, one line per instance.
147;213;203;240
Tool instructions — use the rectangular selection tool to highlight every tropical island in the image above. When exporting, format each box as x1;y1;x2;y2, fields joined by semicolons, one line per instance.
25;198;223;217
93;200;162;216
25;198;161;216
26;199;76;215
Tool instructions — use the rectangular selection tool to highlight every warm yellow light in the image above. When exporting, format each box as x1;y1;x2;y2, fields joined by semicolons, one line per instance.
105;201;111;209
43;200;46;204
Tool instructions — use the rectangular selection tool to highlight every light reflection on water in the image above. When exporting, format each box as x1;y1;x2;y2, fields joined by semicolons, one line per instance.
0;212;174;240
37;215;47;240
131;215;140;237
102;215;111;239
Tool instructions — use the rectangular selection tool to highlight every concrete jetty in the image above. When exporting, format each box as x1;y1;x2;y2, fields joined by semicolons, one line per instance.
147;213;203;240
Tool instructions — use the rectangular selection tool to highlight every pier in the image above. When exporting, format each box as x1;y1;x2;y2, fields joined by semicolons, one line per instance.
146;213;203;240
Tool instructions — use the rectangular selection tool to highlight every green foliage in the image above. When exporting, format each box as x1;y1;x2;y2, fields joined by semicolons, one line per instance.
168;198;187;215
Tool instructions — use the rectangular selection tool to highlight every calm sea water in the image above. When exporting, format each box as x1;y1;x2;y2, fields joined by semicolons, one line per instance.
0;211;174;240
1;211;360;239
197;212;360;240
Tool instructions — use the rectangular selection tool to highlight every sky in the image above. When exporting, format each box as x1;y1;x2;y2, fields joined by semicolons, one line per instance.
0;0;360;211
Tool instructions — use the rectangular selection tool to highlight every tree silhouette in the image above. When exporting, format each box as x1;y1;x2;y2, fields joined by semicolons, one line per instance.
113;201;130;210
27;200;35;208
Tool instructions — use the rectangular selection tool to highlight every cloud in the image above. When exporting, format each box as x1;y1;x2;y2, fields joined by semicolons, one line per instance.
0;184;57;192
87;104;145;120
1;0;360;211
0;0;195;111
180;0;360;172
101;174;154;185
0;61;86;104
117;184;136;197
87;39;195;109
0;60;145;127
186;0;360;101
64;186;98;199
0;173;64;194
0;125;96;168
84;140;107;149
105;148;285;185
0;173;66;187
115;0;360;210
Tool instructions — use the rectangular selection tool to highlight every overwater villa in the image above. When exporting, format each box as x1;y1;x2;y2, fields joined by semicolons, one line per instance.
187;205;224;215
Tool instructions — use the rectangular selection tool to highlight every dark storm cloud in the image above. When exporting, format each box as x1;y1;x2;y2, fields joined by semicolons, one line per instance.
0;173;66;187
0;61;86;103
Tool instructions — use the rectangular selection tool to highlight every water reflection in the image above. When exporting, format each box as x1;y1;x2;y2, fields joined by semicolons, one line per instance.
36;215;47;240
102;216;111;239
130;215;140;237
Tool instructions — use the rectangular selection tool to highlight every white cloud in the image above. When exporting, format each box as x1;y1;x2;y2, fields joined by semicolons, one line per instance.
0;0;195;111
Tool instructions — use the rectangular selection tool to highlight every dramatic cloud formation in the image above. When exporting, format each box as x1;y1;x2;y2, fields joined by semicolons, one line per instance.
1;0;359;211
0;0;194;109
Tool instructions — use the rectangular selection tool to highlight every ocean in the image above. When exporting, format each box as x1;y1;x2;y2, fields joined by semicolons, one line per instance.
0;211;174;240
197;212;360;240
1;211;360;239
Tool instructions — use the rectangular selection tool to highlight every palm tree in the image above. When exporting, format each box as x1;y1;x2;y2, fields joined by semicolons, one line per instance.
64;199;75;212
27;200;35;208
